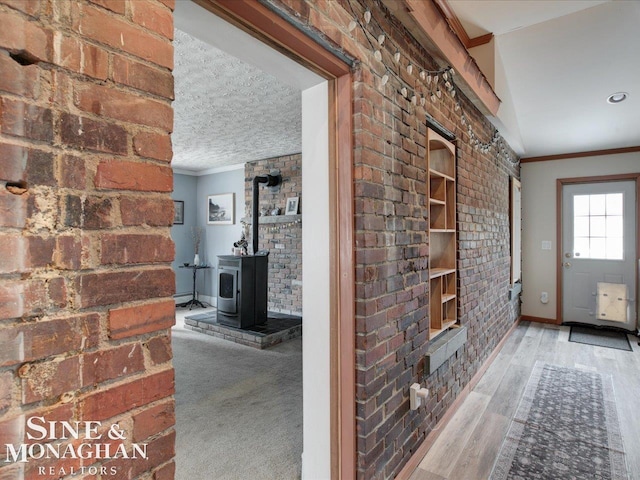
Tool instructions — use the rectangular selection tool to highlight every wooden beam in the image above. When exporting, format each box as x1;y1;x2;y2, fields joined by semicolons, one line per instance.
196;0;351;78
333;73;356;480
385;0;500;116
433;0;470;46
522;145;640;163
468;32;494;49
433;0;493;49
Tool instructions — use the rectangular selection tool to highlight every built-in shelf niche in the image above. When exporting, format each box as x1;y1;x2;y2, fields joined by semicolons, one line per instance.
427;128;458;340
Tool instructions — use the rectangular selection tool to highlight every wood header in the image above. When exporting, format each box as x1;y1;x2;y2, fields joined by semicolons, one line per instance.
391;0;500;116
522;145;640;163
433;0;494;49
198;0;351;78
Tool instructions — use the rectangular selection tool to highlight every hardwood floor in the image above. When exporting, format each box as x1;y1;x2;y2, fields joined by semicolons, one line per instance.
409;321;640;480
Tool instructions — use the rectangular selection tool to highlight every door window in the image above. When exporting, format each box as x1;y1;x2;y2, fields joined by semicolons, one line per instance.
573;193;624;260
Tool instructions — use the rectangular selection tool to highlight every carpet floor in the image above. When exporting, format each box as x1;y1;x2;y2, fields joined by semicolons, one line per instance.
491;361;628;480
172;309;302;479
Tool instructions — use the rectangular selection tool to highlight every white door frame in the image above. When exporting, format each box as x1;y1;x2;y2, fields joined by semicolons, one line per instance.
556;173;640;330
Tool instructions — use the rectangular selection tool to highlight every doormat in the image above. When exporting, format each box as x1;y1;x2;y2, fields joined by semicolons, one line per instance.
490;362;628;480
569;325;632;351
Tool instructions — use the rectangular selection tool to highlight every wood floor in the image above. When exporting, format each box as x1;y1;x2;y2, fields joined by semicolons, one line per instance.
409;321;640;480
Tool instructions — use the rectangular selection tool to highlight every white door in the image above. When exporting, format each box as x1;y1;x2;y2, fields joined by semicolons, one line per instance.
562;180;637;330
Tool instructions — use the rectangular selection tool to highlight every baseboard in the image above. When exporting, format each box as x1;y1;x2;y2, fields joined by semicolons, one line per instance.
521;315;559;325
394;317;522;480
173;294;191;304
200;295;216;307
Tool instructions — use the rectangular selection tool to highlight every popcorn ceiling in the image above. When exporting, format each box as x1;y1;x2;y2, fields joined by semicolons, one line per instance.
172;29;302;172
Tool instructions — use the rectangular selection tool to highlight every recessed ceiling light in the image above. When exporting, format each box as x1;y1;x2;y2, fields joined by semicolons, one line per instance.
607;92;628;104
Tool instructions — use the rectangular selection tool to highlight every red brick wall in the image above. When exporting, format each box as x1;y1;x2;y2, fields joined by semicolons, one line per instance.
268;1;520;478
0;0;176;478
244;154;302;315
1;0;520;478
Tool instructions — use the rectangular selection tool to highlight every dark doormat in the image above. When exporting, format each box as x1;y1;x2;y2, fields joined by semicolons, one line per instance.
569;325;632;351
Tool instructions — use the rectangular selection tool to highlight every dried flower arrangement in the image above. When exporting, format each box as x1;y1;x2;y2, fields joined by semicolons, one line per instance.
191;226;202;254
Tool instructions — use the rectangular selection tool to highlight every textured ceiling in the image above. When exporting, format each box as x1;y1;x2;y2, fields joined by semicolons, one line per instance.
172;29;302;172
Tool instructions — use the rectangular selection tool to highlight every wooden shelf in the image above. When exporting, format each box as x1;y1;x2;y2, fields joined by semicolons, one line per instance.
428;127;457;340
429;320;456;339
429;267;455;279
429;168;455;182
442;293;456;303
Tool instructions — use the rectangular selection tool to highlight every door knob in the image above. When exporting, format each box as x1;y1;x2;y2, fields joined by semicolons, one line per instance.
565;252;572;258
563;262;571;268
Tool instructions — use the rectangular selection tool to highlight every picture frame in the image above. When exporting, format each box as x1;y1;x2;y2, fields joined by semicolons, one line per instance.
285;196;299;215
207;193;235;225
173;200;184;225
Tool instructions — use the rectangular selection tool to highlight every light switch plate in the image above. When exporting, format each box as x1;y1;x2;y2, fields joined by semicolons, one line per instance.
541;241;552;250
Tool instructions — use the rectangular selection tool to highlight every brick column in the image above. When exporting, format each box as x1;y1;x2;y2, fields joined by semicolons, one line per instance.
0;1;177;478
245;154;303;315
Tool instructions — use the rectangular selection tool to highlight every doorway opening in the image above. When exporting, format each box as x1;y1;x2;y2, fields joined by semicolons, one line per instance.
169;1;353;478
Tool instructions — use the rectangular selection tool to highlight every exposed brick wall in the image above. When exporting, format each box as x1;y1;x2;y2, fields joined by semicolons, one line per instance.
268;1;521;478
2;0;521;478
244;154;302;315
0;0;176;478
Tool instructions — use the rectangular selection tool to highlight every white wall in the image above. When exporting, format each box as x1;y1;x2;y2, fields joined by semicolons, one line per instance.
521;152;640;320
488;36;525;155
196;166;245;304
172;174;198;295
301;82;330;480
172;167;245;303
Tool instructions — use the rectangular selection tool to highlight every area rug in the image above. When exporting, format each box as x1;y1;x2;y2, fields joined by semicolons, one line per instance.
490;361;628;480
569;325;632;351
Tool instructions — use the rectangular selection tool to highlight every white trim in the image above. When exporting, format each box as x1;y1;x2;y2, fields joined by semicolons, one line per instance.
172;168;199;176
173;164;245;177
301;80;330;479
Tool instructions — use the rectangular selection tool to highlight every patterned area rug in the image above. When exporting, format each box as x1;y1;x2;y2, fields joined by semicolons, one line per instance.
490;362;628;480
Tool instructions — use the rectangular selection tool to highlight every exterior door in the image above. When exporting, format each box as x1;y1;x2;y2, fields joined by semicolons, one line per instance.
562;180;637;330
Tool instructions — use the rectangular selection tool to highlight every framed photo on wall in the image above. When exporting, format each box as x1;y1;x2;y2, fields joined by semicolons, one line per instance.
285;196;299;215
207;193;235;225
173;200;184;225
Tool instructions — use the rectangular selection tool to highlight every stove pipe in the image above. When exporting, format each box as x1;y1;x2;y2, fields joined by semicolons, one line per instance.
252;173;281;254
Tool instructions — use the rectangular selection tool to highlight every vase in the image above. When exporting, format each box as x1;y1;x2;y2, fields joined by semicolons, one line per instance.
193;254;200;266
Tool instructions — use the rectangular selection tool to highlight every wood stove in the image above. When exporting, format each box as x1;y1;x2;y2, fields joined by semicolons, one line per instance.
216;172;279;329
216;253;268;329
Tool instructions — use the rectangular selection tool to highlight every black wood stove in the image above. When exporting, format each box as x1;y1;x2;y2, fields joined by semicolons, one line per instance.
216;172;280;329
216;253;268;329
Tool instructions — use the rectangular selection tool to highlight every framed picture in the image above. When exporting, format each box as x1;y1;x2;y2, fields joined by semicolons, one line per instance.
285;196;299;215
173;200;184;225
207;193;235;225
